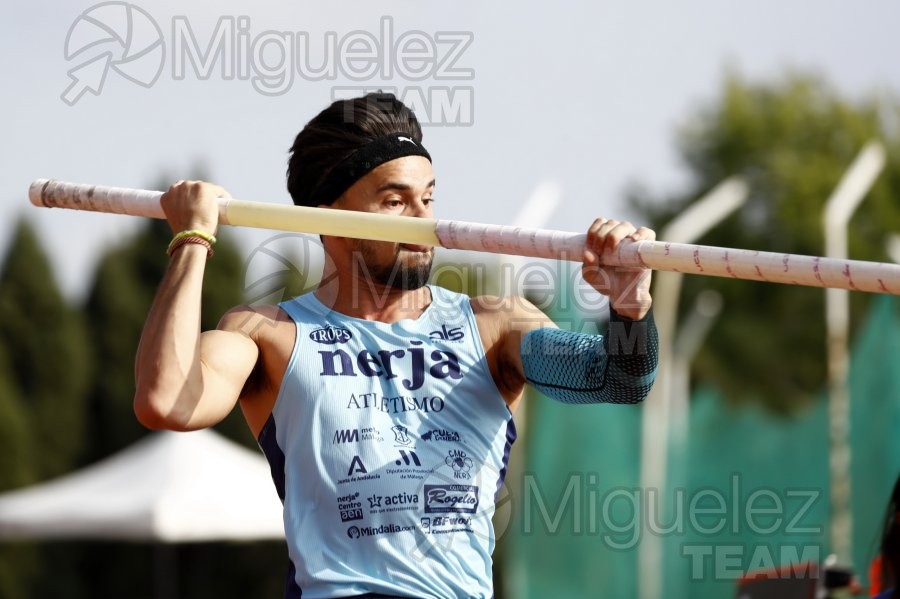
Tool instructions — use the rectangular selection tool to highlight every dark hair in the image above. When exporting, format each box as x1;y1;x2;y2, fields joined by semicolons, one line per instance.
286;92;424;207
880;474;900;597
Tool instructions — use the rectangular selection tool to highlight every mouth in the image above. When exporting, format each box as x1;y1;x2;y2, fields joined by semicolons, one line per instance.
399;243;433;253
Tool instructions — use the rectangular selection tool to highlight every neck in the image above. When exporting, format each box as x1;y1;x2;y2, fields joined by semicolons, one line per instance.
314;259;432;323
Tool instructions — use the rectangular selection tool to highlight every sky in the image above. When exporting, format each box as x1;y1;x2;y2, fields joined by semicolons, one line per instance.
2;0;900;300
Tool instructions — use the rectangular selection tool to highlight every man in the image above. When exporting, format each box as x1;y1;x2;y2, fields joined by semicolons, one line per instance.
134;93;658;598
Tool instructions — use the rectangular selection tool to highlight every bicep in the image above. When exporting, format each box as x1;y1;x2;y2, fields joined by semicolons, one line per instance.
474;295;556;394
178;316;260;430
199;329;259;396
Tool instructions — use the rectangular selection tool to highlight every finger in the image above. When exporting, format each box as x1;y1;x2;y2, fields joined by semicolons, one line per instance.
207;184;231;200
587;218;620;253
581;260;611;291
584;218;608;262
628;226;655;242
601;220;634;257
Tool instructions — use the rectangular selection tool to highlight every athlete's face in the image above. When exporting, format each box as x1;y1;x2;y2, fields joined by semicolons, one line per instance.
328;156;436;290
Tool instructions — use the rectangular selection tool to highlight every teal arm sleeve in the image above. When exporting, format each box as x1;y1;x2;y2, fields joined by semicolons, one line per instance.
520;309;659;404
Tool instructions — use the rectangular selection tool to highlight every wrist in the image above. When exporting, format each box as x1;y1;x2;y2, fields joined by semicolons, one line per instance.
177;223;217;237
167;230;216;259
611;299;652;321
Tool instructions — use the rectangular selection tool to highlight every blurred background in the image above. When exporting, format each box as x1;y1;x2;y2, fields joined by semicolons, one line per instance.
1;1;900;597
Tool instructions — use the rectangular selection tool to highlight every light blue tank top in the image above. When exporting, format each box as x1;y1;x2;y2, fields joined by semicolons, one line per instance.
258;285;516;599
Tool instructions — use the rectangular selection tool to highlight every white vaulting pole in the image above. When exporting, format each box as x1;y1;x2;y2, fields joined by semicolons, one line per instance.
28;179;900;295
823;140;886;566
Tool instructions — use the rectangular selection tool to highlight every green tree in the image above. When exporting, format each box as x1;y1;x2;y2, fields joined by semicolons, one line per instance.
629;72;900;412
0;219;91;478
0;349;33;491
0;348;39;599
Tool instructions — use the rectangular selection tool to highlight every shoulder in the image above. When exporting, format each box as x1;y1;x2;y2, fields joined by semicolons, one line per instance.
469;294;555;333
217;303;293;341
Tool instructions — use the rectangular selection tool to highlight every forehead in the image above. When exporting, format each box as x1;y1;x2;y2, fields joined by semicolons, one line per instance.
357;155;434;190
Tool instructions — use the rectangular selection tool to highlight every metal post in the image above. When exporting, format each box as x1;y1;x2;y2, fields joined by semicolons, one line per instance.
637;177;747;599
823;141;886;565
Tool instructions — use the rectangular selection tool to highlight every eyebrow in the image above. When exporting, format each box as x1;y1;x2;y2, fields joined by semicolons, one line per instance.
376;179;436;193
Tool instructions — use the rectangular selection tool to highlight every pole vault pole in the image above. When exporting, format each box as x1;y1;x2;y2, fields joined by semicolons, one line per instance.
28;179;900;295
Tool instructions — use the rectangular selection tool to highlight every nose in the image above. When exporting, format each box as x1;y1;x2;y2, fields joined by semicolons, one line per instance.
406;198;433;219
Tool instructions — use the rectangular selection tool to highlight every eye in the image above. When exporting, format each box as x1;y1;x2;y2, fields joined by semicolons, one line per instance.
423;197;435;206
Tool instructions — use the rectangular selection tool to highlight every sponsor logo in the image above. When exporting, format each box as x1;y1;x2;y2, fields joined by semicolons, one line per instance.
429;324;465;342
445;449;474;479
395;450;421;466
340;509;363;523
424;484;479;514
337;455;381;485
347;523;417;539
367;492;419;511
347;455;368;476
420;517;431;529
421;429;461;442
319;339;462;391
337;491;363;523
386;450;428;481
332;427;384;445
430;516;472;527
309;326;353;345
391;425;413;446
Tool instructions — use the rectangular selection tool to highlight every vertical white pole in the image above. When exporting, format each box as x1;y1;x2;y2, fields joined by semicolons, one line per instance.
823;141;886;565
887;234;900;264
638;178;747;599
670;290;724;449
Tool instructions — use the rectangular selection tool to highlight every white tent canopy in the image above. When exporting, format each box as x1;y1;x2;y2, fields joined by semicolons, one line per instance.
0;429;285;542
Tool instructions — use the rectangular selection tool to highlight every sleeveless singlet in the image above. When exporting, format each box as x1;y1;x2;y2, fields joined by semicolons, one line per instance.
258;285;516;599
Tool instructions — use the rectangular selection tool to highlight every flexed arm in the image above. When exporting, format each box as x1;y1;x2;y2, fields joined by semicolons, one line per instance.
133;181;259;431
494;218;659;407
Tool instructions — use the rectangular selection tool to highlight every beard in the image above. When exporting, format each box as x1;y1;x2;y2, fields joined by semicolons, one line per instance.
351;239;434;291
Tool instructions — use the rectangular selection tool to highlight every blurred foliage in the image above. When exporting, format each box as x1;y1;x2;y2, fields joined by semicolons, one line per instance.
0;347;34;492
629;71;900;413
0;219;92;479
0;348;38;599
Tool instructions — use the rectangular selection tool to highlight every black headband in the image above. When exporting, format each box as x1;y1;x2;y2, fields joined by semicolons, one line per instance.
313;133;432;206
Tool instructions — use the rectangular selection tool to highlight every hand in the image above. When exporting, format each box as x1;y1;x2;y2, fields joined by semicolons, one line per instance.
581;218;655;320
160;180;229;236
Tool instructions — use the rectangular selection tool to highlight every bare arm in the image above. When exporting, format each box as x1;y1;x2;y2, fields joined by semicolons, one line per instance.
133;181;258;431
